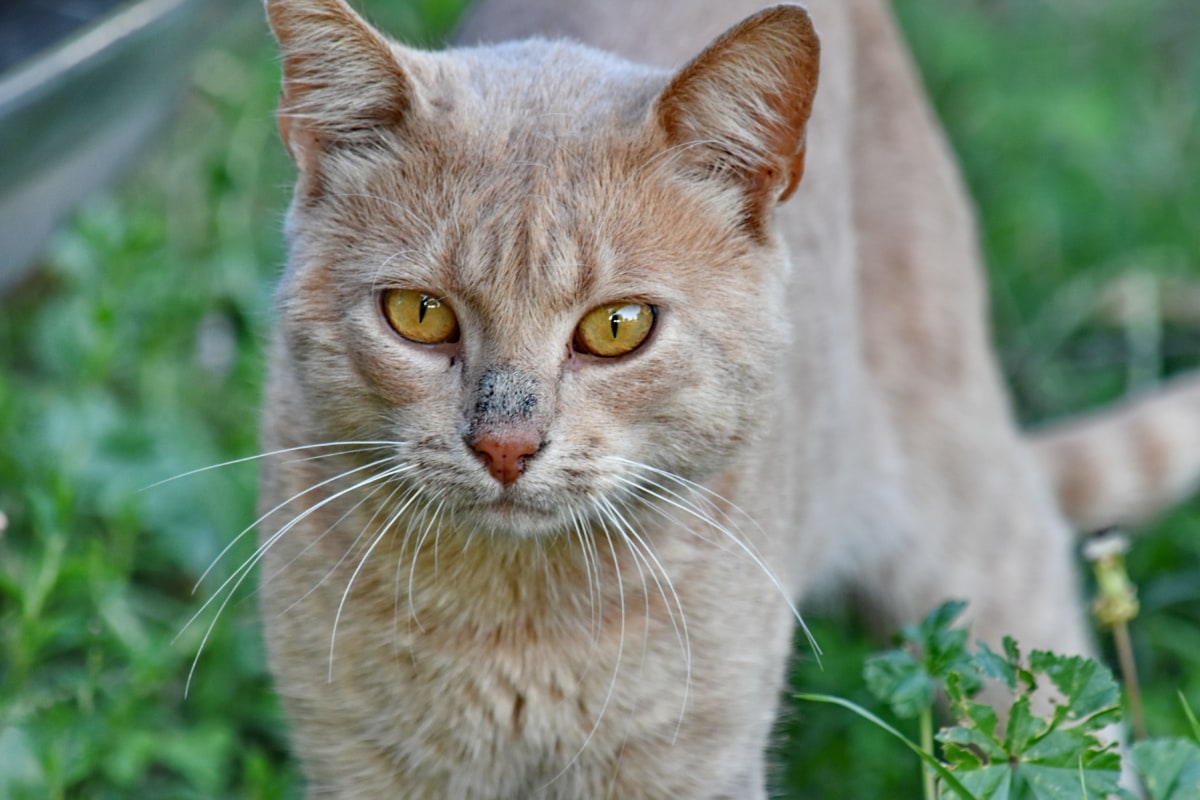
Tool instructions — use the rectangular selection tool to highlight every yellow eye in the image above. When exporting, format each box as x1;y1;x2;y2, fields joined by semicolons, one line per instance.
382;289;459;344
574;303;656;357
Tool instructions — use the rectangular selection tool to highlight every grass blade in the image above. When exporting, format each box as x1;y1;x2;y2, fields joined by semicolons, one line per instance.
796;693;979;800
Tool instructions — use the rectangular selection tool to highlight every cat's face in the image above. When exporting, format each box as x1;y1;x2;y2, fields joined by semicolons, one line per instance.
268;1;818;537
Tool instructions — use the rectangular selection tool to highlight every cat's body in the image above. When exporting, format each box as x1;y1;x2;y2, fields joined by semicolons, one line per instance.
258;0;1200;796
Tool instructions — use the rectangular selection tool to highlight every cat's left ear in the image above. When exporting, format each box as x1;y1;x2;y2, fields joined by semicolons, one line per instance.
265;0;418;174
655;5;819;209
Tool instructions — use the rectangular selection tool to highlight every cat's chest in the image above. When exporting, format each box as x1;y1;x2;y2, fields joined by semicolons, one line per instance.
331;541;694;788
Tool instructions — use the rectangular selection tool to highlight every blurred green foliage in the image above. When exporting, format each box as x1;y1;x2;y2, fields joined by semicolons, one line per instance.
0;0;1196;797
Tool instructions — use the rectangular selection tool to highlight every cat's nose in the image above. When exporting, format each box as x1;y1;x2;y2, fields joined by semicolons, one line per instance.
468;430;541;485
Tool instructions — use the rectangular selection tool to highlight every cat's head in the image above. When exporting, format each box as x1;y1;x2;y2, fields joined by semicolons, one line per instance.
264;0;819;536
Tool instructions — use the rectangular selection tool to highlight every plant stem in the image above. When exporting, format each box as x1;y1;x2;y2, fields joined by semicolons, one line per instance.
920;707;937;800
1113;621;1147;740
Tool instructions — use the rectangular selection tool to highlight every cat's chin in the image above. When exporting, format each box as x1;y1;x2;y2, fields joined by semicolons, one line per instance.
459;496;579;539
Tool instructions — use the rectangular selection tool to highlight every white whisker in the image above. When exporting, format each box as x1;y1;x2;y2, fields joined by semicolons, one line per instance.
403;489;445;633
330;486;424;680
610;457;767;539
143;440;399;491
596;499;653;671
609;461;821;662
542;517;627;791
180;458;411;694
599;495;692;742
569;508;601;641
277;478;407;619
193;455;402;592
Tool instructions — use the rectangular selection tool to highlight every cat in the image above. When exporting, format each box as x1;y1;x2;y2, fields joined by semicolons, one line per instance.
256;0;1200;796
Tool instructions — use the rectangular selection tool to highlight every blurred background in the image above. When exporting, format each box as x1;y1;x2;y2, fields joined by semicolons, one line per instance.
0;1;1196;796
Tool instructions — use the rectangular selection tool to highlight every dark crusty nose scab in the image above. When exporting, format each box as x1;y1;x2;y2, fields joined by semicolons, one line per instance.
467;366;544;484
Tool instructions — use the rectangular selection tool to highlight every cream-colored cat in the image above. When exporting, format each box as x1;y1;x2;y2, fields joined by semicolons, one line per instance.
257;0;1200;796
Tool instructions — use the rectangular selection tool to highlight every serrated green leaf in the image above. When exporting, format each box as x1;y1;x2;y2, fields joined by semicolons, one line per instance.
1021;728;1112;769
931;634;984;696
975;641;1018;690
865;600;984;720
1082;706;1122;732
912;599;970;642
942;765;1012;800
906;602;982;695
1019;760;1122;800
941;740;985;771
944;751;1123;800
940;724;1009;763
992;638;1039;693
1133;739;1200;800
928;626;970;664
946;671;972;705
958;697;1002;742
937;640;1123;800
864;649;935;719
1028;652;1121;725
1004;695;1048;754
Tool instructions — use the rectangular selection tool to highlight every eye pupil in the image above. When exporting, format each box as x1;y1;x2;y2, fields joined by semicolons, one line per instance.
382;289;459;344
575;302;655;357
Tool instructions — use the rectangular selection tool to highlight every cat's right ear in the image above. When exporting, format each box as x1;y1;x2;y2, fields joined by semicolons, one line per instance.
654;5;820;214
265;0;414;176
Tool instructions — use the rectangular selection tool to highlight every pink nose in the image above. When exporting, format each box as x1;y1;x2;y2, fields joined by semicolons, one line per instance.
469;431;541;485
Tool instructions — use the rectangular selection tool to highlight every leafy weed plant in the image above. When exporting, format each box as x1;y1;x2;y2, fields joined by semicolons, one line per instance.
804;601;1200;800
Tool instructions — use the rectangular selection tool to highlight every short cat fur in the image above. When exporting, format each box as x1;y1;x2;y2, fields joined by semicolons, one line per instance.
257;0;1200;796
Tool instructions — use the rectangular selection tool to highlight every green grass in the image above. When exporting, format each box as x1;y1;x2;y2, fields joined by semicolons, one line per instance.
1;1;1197;797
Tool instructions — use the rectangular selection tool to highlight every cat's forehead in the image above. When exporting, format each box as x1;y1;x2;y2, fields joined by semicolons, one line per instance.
444;39;665;133
357;147;687;315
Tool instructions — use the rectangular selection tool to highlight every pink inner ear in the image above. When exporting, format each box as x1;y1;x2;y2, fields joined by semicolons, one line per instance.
654;6;820;204
267;0;415;171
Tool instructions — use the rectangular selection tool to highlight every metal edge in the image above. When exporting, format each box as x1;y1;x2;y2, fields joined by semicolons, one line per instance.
0;0;196;112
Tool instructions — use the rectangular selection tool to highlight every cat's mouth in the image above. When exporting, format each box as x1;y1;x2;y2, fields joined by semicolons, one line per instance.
463;491;576;537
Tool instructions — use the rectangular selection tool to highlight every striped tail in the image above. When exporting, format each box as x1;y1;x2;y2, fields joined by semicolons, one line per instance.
1029;373;1200;533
